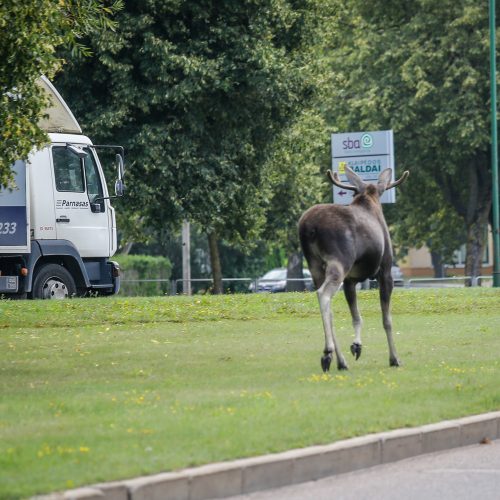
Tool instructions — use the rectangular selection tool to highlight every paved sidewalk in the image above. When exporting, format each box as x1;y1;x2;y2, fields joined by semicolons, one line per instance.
35;411;500;500
225;440;500;500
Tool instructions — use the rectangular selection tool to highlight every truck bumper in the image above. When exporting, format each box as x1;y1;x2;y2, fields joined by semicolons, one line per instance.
0;276;19;293
110;261;120;295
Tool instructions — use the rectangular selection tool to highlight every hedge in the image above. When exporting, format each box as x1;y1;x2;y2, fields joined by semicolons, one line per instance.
112;254;172;296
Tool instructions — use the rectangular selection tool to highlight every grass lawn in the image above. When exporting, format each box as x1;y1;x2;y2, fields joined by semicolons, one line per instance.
1;288;499;498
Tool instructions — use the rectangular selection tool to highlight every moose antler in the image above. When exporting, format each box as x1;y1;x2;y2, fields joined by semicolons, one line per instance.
326;169;358;192
386;170;410;190
328;168;410;192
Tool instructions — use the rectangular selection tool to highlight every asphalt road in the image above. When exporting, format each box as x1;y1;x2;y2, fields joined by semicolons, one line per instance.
227;440;500;500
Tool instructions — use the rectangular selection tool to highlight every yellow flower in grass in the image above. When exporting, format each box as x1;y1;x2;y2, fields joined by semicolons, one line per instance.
306;373;331;382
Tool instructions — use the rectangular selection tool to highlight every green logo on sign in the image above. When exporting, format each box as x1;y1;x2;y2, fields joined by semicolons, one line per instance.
361;133;373;148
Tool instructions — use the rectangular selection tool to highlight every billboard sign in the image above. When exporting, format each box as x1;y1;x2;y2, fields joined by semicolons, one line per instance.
331;130;395;204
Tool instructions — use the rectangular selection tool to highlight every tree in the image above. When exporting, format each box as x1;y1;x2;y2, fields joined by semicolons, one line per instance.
56;0;328;292
326;0;496;281
386;177;466;277
263;108;330;290
259;4;339;291
0;0;122;188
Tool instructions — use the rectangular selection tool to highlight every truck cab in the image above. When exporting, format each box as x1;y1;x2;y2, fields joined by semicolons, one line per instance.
0;77;124;299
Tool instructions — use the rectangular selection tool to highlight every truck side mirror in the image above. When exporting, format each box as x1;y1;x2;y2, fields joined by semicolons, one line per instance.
116;154;124;179
115;178;124;197
115;154;125;196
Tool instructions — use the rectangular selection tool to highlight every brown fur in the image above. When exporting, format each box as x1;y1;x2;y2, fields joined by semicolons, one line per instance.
298;167;409;371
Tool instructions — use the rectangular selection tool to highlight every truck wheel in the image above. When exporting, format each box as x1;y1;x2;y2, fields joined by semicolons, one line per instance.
32;264;77;300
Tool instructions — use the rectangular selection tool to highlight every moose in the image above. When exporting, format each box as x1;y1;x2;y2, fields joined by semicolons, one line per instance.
298;166;409;371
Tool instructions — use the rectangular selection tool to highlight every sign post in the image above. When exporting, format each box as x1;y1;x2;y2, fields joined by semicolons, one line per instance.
331;130;395;205
182;220;192;295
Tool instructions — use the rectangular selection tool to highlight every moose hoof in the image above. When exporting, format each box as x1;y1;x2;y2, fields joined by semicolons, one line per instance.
390;357;401;367
337;357;349;371
321;352;333;372
350;342;362;360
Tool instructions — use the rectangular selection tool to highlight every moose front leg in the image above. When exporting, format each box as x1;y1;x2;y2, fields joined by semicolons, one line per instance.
378;272;401;367
343;280;363;360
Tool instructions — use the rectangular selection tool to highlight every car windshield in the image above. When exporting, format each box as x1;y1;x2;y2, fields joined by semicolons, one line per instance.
262;269;287;280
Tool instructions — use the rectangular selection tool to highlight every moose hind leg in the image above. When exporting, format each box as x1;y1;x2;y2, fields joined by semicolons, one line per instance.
379;273;401;367
317;263;347;371
343;280;363;360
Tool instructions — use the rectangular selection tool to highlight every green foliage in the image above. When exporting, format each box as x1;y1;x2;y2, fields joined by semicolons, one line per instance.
0;0;122;188
264;108;331;254
113;254;172;296
129;223;288;293
386;179;466;262
0;289;499;498
55;0;331;250
326;0;496;273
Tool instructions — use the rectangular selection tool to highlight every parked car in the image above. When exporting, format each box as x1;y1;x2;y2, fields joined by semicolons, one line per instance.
391;264;404;285
249;268;314;293
369;264;405;288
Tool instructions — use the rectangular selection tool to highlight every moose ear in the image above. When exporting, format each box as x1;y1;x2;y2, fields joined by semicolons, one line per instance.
377;168;393;195
345;166;366;192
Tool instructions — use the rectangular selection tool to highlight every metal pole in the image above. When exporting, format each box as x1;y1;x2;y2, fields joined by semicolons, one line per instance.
182;220;191;295
490;0;500;287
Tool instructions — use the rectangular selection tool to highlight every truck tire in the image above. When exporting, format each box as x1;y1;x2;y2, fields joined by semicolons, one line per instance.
32;264;77;300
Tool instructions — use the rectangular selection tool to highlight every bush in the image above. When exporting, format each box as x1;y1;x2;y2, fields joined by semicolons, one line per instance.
113;254;172;296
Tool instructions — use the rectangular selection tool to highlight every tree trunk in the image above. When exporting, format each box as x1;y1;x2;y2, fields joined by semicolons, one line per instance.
464;214;489;286
119;241;134;255
207;231;223;294
463;160;491;286
286;251;305;292
440;155;491;287
430;251;445;278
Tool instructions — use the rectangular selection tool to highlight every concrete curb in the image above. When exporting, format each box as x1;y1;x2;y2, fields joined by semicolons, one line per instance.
34;411;500;500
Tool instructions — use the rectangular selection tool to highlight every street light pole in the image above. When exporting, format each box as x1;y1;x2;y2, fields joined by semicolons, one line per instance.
490;0;500;287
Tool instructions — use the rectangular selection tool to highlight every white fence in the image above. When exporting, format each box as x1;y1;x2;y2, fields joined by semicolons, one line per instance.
119;276;494;296
406;276;493;288
172;277;312;295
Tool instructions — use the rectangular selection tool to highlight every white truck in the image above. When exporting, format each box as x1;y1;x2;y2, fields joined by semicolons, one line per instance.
0;76;124;299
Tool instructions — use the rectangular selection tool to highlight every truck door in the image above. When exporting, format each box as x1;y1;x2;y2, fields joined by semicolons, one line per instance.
52;146;111;258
